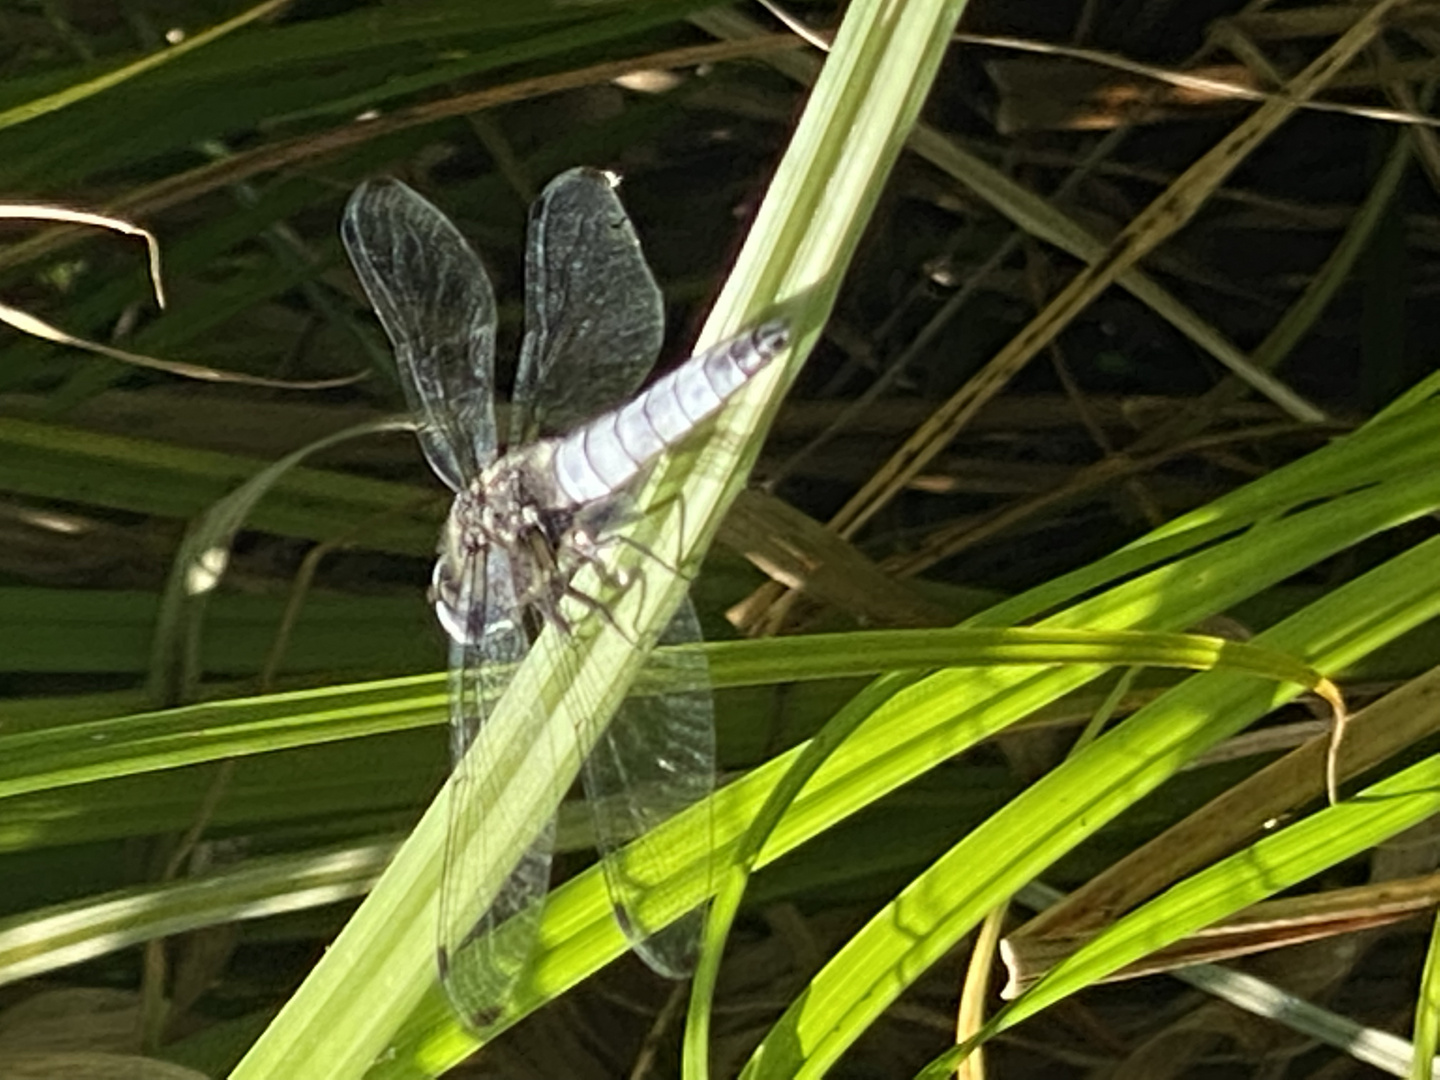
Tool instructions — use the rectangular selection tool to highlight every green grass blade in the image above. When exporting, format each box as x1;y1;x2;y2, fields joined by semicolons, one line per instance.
988;748;1440;1045
0;0;290;133
731;532;1440;1079
0;838;396;988
0;417;436;555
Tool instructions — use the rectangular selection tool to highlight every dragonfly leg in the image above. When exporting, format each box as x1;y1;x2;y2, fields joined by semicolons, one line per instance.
594;529;692;582
569;511;695;587
560;579;638;645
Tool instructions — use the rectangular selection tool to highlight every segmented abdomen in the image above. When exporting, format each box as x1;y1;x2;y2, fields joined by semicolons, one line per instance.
549;319;789;507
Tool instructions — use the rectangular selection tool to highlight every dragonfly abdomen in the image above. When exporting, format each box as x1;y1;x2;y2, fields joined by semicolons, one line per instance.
549;319;789;507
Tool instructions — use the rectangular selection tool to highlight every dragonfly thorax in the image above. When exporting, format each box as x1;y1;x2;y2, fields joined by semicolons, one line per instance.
431;450;586;645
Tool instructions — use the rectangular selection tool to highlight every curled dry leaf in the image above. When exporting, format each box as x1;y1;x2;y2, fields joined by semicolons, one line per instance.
0;203;166;307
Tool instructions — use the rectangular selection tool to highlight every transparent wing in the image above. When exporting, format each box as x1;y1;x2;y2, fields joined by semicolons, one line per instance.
511;167;665;445
436;545;553;1029
342;178;499;491
581;597;715;978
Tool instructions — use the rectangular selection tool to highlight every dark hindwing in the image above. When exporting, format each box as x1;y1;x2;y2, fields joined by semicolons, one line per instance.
342;179;500;490
510;168;665;445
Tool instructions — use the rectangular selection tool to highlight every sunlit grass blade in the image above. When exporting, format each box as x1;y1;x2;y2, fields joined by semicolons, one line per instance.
0;624;1318;800
731;532;1440;1080
932;750;1440;1077
670;0;978;1071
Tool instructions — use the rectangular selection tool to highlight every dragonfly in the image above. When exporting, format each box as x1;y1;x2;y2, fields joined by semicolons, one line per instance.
341;168;788;1026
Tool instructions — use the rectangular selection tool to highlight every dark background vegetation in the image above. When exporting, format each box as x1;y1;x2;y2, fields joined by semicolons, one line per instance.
1;1;1438;1077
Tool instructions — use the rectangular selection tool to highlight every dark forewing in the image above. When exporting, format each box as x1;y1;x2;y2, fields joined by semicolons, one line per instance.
436;545;554;1028
581;598;715;978
342;179;499;491
510;167;665;445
